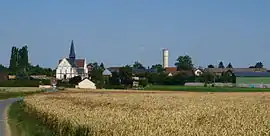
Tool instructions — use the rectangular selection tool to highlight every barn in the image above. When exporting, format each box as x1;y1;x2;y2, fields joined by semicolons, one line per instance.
233;72;270;88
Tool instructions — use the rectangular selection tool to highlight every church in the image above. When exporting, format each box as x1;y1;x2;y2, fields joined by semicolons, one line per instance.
56;41;88;80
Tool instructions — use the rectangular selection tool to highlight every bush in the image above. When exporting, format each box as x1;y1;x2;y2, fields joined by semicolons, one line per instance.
139;78;148;87
0;80;40;87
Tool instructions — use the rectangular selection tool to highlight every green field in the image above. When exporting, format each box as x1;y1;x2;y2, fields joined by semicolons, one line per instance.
236;77;270;84
0;87;45;99
8;101;54;136
144;85;270;92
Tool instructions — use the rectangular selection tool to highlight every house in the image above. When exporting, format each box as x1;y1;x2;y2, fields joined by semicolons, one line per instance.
77;79;96;89
56;40;88;80
103;69;112;77
204;68;268;76
107;67;121;73
164;67;197;77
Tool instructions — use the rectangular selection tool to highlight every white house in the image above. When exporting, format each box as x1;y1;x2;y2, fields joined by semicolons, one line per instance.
56;40;88;80
77;79;96;89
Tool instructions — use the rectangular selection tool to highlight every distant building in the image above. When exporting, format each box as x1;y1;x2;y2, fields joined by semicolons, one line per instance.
204;68;268;76
56;40;88;80
233;71;270;88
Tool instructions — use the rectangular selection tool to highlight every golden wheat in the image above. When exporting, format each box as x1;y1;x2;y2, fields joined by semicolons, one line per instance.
23;90;270;136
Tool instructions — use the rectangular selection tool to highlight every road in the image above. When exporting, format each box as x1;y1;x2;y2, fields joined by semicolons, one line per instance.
0;97;23;136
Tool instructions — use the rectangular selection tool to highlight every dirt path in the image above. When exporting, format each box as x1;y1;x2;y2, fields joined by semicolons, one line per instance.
0;98;23;136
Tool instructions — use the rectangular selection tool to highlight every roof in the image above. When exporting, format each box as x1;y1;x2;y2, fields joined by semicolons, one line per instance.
58;58;85;68
107;67;121;72
132;68;157;74
204;68;268;73
75;59;85;68
103;69;112;76
233;72;270;77
164;67;177;73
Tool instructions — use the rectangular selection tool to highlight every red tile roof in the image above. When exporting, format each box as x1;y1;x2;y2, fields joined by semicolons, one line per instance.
58;58;85;68
165;67;177;73
75;59;85;68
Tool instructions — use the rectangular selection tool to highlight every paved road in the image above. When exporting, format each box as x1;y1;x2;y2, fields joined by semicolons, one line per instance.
0;98;23;136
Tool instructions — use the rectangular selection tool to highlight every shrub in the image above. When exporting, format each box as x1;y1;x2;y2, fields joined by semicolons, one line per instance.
0;80;40;87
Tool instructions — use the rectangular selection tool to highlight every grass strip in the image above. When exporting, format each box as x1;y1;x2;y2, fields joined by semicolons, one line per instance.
0;90;45;100
8;100;55;136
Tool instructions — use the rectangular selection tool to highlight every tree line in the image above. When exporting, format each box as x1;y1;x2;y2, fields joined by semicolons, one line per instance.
5;45;54;78
207;61;264;69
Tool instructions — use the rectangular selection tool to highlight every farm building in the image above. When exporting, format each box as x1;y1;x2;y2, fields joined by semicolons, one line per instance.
233;72;270;88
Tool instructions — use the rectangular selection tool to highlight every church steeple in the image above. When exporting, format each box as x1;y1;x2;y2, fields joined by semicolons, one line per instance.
69;40;76;61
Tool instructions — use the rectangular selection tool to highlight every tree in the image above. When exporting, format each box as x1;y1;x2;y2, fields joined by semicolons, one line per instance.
226;63;233;68
118;65;133;87
109;72;121;85
0;64;9;74
218;61;224;68
255;62;263;68
201;72;214;84
89;63;104;89
9;46;19;74
175;55;193;71
17;45;29;74
100;63;105;70
133;61;145;69
207;64;215;68
151;64;164;73
69;76;82;85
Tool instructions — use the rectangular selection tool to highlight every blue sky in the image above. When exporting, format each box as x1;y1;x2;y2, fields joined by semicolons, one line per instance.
0;0;269;69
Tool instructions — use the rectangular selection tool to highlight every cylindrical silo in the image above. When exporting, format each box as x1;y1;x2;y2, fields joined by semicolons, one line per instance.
162;49;169;68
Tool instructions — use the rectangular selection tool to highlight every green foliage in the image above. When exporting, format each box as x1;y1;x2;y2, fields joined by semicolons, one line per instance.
109;72;121;85
218;61;224;68
139;78;148;87
89;62;105;89
0;80;42;87
175;55;193;70
207;64;215;68
226;63;233;68
28;65;54;76
118;65;133;87
255;62;263;68
8;101;55;136
133;61;145;69
151;64;164;73
69;76;82;85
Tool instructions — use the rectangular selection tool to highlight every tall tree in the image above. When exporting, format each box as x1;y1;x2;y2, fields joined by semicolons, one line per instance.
100;62;105;70
226;63;233;68
207;64;215;68
89;63;104;88
151;64;164;73
218;61;225;68
9;46;18;74
175;55;193;71
18;45;29;73
133;61;145;69
0;64;9;74
119;65;133;87
255;62;263;68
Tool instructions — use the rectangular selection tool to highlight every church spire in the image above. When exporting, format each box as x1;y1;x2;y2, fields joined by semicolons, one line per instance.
69;40;76;60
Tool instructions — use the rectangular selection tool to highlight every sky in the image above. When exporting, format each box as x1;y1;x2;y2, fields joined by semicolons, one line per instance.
0;0;269;69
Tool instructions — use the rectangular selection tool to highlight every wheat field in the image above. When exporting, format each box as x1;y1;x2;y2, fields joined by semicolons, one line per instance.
23;90;270;136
